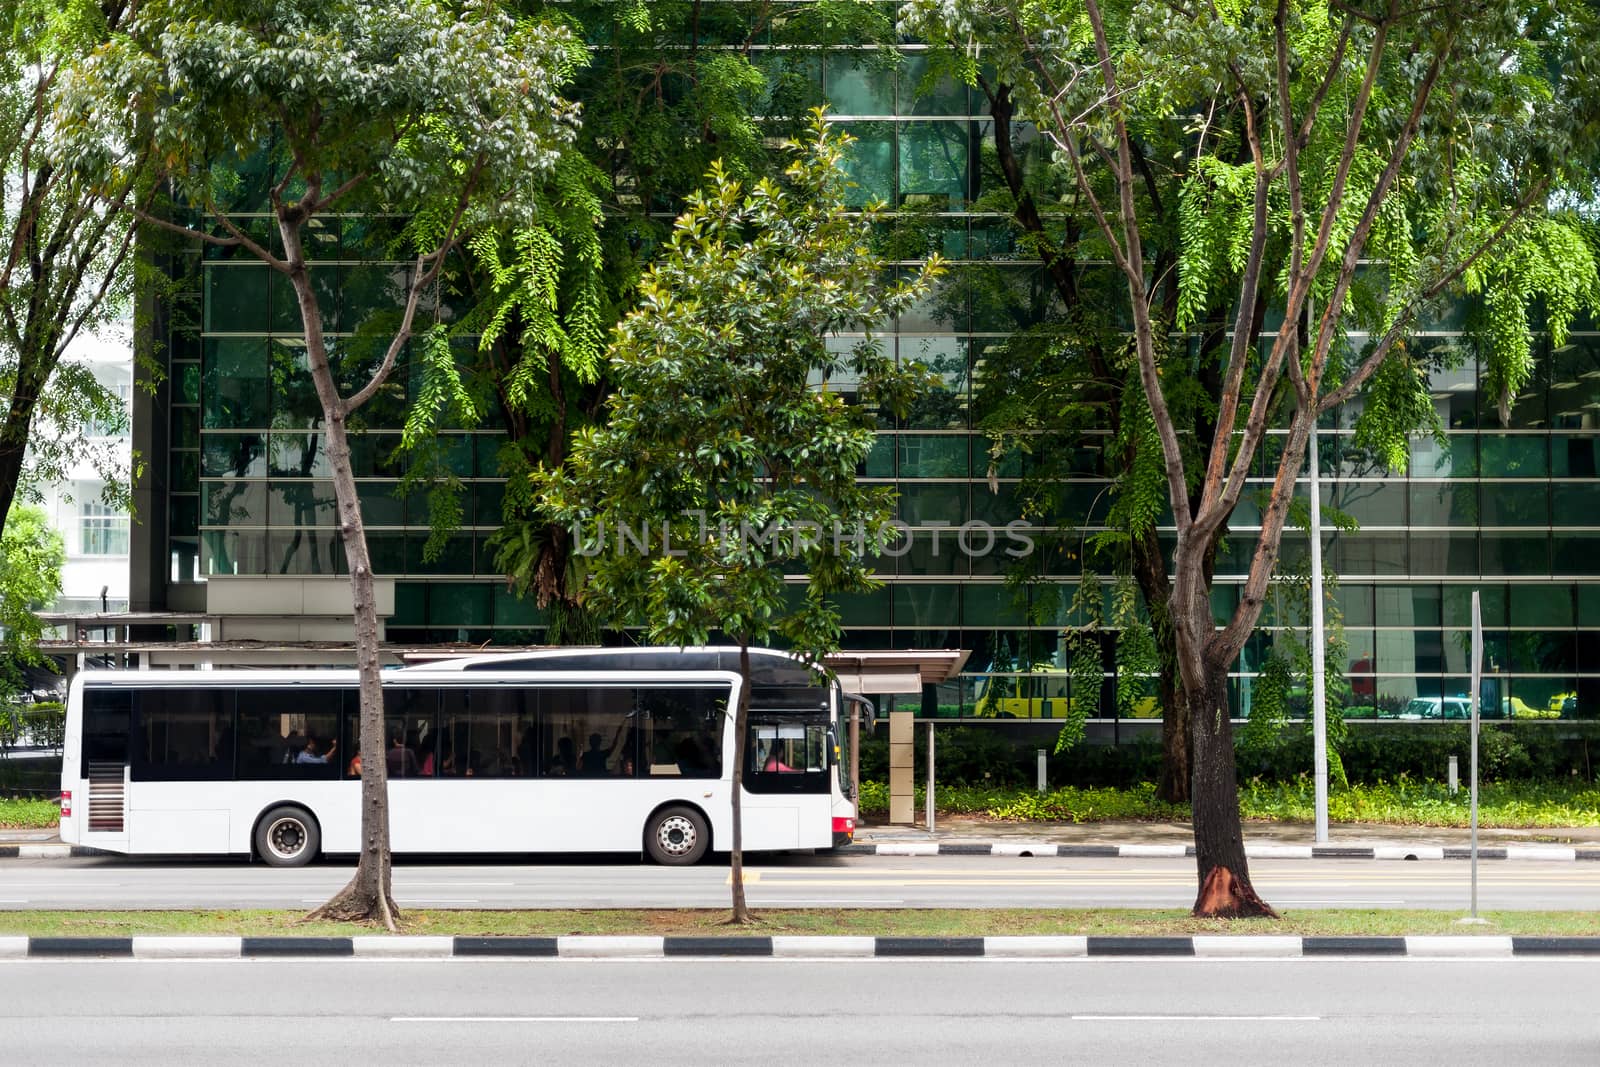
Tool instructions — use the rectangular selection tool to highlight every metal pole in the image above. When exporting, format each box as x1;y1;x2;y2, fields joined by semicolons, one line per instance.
1470;590;1483;919
850;697;861;807
926;723;936;833
1309;423;1329;844
1037;748;1047;793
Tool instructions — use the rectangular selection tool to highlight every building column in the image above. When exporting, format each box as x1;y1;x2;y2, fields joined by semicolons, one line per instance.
888;707;915;824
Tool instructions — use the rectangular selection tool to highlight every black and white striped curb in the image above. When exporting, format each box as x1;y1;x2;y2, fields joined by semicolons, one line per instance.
840;842;1600;861
2;934;1598;959
0;844;106;859
6;841;1598;861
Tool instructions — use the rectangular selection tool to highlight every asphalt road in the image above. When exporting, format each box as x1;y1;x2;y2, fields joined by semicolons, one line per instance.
2;854;1598;910
1;957;1597;1064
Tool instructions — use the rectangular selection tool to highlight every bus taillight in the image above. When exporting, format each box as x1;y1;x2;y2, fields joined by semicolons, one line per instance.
60;790;71;818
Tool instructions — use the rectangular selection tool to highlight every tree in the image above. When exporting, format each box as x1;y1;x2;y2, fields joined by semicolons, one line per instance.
535;114;939;922
906;0;1600;915
58;0;581;927
0;0;145;549
0;504;64;702
450;1;895;641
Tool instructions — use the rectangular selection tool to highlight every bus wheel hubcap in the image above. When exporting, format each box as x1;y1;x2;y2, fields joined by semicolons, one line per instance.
657;816;696;856
269;819;305;858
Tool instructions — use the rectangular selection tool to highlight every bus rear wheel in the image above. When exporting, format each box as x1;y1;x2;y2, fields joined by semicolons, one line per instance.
255;805;320;868
645;806;709;865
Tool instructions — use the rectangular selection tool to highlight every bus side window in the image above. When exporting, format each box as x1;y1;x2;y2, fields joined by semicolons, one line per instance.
82;689;132;765
541;686;635;777
236;688;342;779
639;688;721;778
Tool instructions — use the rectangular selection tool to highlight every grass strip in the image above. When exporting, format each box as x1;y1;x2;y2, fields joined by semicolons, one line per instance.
0;797;57;829
858;779;1600;829
0;907;1597;938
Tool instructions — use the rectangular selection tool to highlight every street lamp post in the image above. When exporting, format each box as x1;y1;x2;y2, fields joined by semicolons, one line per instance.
1309;424;1330;845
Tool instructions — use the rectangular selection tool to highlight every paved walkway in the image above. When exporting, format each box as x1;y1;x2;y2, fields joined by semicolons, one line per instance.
855;816;1600;849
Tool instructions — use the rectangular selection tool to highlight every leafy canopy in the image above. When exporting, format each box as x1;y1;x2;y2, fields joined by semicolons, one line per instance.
536;113;941;656
0;504;64;695
55;0;582;231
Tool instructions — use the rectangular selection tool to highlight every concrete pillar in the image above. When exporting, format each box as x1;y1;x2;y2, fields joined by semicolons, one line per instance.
888;708;915;824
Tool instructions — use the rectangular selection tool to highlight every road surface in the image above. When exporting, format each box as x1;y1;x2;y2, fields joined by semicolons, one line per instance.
1;956;1596;1064
2;854;1597;910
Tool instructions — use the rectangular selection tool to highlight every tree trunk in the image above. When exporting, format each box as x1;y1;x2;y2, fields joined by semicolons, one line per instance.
726;641;754;924
278;218;400;930
1187;666;1276;918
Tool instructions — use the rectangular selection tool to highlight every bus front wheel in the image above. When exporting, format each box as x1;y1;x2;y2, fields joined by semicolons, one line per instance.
255;805;321;867
645;806;709;865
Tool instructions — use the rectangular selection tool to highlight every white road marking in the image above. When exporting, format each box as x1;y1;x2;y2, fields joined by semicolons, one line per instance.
754;898;907;905
1071;1015;1321;1022
392;1016;638;1024
1273;899;1408;906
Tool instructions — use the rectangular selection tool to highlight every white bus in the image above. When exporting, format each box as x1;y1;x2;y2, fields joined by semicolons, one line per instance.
59;661;855;867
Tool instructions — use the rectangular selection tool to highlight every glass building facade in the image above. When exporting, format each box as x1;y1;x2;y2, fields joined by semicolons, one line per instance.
137;9;1600;725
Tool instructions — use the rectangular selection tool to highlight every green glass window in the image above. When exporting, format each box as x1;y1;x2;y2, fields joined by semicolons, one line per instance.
898;121;970;210
357;481;405;526
171;452;199;489
171;408;200;450
202;529;268;576
1481;531;1549;575
898;482;968;526
348;433;404;478
168;495;199;538
753;52;822;114
1479;434;1547;478
1479;482;1548;526
1553;532;1600;575
268;481;338;527
897;53;968;116
428;582;492;626
471;481;505;526
493;584;544;627
202;480;266;526
824;53;895;114
1410;433;1476;478
1408;481;1476;526
269;529;344;575
268;433;330;478
893;584;961;628
269;340;323;429
1551;435;1600;477
1331;481;1405;525
861;434;895;477
839;122;894;206
366;531;407;575
1510;585;1573;627
831;589;891;626
897;434;968;477
340;264;406;336
1444;584;1506;626
407;534;474;575
204;265;271;333
474;435;505;478
1409;533;1478;575
201;434;266;478
269;268;339;334
1336;584;1375;627
176;362;202;405
962;584;1028;626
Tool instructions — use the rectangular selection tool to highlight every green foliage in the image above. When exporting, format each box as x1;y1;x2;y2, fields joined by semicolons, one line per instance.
856;776;1600;829
0;797;60;828
0;700;65;752
0;506;65;696
537;113;942;660
0;0;143;541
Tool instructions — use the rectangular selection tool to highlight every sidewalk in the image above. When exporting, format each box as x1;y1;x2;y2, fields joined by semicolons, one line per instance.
847;816;1600;860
